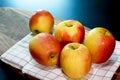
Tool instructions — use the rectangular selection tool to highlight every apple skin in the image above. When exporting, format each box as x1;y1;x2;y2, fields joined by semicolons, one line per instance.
60;42;91;79
84;27;116;64
29;10;54;35
54;20;85;47
29;33;61;66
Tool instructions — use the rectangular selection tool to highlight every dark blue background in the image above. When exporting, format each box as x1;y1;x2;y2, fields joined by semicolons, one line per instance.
0;0;120;39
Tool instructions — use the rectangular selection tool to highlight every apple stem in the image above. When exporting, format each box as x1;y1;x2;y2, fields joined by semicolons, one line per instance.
69;45;78;50
65;23;73;27
35;30;40;34
50;54;55;59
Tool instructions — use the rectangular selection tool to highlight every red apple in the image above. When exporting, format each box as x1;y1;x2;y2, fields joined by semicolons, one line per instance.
60;42;92;79
29;9;54;35
84;27;116;63
29;33;61;66
54;20;85;47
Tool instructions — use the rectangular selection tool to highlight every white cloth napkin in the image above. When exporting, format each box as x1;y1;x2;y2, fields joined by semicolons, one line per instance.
0;32;120;80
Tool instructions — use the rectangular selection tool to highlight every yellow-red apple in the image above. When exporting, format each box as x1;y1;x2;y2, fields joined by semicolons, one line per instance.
29;10;54;35
84;27;116;64
29;33;61;66
54;20;85;47
60;42;91;79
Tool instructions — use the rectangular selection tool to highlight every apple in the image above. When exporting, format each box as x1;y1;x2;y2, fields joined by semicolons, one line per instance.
83;27;116;64
29;33;61;66
60;42;92;79
54;20;85;47
29;9;54;35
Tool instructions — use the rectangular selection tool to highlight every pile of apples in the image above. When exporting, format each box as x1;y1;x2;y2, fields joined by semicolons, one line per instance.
29;10;116;79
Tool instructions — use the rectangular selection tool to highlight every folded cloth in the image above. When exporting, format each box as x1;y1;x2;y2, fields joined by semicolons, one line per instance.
0;32;120;80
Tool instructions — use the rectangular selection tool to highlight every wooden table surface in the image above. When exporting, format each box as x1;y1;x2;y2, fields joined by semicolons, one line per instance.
0;8;119;80
0;8;64;55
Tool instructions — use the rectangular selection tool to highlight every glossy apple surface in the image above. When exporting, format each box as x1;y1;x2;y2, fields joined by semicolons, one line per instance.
29;10;54;35
84;27;116;63
29;33;61;66
60;42;91;79
54;20;85;47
